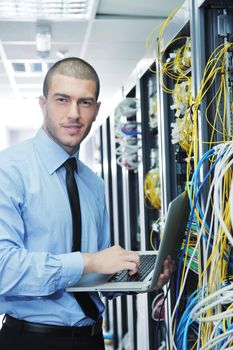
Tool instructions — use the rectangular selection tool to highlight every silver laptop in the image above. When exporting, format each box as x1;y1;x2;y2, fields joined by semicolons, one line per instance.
66;191;190;293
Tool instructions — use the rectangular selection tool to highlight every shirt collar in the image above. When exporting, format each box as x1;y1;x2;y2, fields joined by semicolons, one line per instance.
33;128;79;174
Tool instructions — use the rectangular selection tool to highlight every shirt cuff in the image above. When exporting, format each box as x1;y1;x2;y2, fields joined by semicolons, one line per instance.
57;252;84;289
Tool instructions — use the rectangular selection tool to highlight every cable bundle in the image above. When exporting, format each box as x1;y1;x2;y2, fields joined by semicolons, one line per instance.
147;11;233;350
170;42;233;341
114;98;141;170
172;142;233;349
159;35;193;154
160;37;191;94
144;168;161;209
188;42;233;174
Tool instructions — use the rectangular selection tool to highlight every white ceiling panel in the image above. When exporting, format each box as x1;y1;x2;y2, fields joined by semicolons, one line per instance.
86;42;148;60
97;0;184;17
89;18;163;42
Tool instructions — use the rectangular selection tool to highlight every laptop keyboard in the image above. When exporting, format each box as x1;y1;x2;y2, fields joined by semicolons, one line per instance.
109;254;157;283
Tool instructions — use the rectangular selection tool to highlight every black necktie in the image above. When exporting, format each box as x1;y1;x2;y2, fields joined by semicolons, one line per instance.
64;157;99;321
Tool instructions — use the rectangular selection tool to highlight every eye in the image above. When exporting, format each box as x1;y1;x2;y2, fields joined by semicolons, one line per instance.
56;97;69;103
78;99;95;108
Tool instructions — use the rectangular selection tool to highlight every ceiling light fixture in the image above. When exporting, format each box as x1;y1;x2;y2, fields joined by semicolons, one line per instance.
36;23;51;58
0;0;93;20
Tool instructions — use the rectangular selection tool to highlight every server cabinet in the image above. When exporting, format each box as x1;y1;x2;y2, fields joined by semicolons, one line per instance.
101;119;120;349
137;63;167;350
97;83;141;349
181;1;233;349
154;2;201;348
114;86;141;350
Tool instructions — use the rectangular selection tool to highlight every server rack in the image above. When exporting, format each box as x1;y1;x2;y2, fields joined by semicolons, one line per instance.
160;0;233;348
192;0;233;148
137;62;167;349
186;1;233;349
98;81;142;349
101;119;120;349
154;2;199;348
101;111;139;349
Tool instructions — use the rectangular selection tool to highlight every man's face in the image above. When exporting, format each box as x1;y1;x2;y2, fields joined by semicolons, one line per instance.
39;73;101;154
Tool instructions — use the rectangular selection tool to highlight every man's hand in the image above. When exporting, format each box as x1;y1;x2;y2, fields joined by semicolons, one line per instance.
155;255;176;289
82;245;140;276
83;246;176;290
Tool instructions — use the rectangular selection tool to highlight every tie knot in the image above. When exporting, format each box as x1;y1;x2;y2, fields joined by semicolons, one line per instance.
64;157;77;173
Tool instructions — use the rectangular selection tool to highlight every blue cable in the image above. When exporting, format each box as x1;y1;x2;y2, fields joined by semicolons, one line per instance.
190;148;233;265
174;148;228;336
214;323;233;349
175;151;215;313
174;289;199;349
120;128;142;136
192;147;227;227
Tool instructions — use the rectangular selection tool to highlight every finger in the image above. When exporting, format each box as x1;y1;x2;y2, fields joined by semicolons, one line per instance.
162;259;171;277
126;262;139;275
155;273;170;289
163;256;176;275
154;259;174;289
125;252;140;267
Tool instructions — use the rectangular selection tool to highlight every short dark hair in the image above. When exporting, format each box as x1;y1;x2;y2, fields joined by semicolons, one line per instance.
43;57;100;100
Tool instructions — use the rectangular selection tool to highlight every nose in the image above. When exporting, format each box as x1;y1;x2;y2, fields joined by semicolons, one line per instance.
68;101;80;119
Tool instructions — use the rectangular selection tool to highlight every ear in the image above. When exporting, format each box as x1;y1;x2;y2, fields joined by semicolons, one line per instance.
93;101;101;122
39;95;46;115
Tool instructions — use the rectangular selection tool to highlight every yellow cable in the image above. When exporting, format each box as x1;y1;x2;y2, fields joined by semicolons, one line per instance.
144;168;161;209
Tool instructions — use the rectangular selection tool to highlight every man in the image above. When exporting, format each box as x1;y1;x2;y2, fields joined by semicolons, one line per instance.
0;57;174;350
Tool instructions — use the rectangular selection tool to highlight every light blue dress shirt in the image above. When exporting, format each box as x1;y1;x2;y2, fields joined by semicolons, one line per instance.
0;128;110;326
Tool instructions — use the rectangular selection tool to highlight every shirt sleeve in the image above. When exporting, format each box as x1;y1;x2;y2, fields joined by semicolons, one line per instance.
0;166;83;297
98;201;111;251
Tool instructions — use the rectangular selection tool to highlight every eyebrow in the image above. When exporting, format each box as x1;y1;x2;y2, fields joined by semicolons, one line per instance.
53;93;70;98
53;93;96;102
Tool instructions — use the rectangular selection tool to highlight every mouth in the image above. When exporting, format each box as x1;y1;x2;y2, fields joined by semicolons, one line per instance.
62;124;82;134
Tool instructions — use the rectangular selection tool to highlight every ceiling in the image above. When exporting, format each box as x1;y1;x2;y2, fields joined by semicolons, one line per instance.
0;0;184;131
